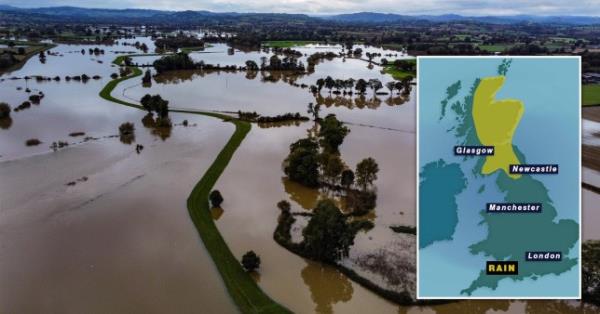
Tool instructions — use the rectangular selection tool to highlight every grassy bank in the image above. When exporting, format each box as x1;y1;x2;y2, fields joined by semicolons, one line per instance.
583;84;600;106
186;119;289;313
99;62;290;313
99;67;143;108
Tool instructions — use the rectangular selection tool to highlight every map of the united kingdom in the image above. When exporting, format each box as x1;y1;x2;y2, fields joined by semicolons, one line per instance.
417;57;581;298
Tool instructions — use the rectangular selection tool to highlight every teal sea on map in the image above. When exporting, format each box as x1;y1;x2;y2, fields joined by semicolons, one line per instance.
418;58;580;298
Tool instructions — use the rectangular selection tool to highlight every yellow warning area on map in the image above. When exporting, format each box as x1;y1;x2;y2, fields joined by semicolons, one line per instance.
472;76;524;179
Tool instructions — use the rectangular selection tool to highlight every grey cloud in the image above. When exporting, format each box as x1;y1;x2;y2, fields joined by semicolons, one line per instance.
4;0;600;15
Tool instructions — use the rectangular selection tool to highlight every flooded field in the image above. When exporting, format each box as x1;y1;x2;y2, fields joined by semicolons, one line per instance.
0;37;598;313
0;39;235;313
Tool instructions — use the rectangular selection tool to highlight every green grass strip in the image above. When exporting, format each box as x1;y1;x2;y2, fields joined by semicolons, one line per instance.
262;40;319;48
583;84;600;106
98;62;290;314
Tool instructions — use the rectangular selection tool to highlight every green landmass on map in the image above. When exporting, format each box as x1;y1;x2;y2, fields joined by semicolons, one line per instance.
460;68;578;295
461;169;579;295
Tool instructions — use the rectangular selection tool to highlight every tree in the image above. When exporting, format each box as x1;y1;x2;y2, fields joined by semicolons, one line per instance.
316;78;325;92
140;94;153;113
119;122;135;136
119;122;135;144
307;102;320;121
209;190;224;207
401;76;413;95
302;199;354;263
0;102;11;119
245;60;259;71
142;69;152;85
385;81;396;94
140;94;169;118
241;251;261;272
318;114;350;153
394;81;403;94
277;200;291;213
321;153;344;185
324;76;335;93
341;169;355;189
356;158;379;190
355;79;368;94
284;138;320;187
368;79;383;94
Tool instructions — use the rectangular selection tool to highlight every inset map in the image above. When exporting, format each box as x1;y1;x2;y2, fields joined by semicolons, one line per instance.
417;57;581;298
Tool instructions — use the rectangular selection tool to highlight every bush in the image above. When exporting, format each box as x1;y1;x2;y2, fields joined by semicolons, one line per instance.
0;102;11;118
25;138;41;146
15;101;31;111
209;190;224;207
277;200;291;213
241;251;261;272
119;122;135;136
28;94;41;104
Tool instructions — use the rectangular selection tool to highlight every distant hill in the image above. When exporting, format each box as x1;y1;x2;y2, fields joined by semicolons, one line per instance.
322;11;600;25
0;6;315;25
0;6;599;25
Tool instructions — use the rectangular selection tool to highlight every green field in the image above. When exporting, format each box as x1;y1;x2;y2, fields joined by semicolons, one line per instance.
478;44;515;53
99;59;290;313
262;40;319;48
583;84;600;106
382;59;416;80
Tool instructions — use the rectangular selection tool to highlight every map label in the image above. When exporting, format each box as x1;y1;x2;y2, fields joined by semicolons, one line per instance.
486;203;542;213
454;145;495;156
486;261;518;275
509;164;559;174
526;251;562;261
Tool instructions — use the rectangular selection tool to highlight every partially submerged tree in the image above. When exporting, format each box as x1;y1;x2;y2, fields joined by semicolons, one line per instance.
118;122;135;144
140;94;169;118
0;102;11;119
318;114;350;153
283;138;320;187
209;190;224;208
119;122;135;137
142;69;152;85
241;251;261;272
302;199;360;263
356;157;379;191
341;169;355;190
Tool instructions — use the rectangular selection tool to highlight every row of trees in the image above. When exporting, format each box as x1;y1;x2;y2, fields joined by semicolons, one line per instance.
310;76;412;96
155;35;204;51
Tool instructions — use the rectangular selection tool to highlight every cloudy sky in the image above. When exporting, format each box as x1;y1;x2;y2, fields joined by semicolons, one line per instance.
4;0;600;15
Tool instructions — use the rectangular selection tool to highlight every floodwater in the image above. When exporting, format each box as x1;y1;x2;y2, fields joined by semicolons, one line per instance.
0;39;235;313
1;37;598;313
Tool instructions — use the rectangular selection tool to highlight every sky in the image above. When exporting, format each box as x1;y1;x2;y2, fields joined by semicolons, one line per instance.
3;0;600;16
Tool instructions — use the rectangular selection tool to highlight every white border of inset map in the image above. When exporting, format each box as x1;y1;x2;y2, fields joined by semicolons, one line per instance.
416;55;582;300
